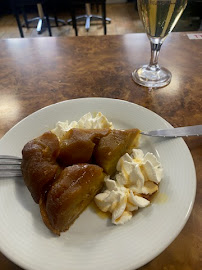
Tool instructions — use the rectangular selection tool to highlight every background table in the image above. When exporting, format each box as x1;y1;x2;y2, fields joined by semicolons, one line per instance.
0;32;201;270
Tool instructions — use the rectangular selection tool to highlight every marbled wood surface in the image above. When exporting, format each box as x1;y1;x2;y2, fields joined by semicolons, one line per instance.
0;32;201;270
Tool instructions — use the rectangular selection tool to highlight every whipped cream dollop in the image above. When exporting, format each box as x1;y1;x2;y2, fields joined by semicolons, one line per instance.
52;112;114;140
95;149;163;225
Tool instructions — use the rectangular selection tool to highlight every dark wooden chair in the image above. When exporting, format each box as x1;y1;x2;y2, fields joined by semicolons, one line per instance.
10;0;53;37
68;0;110;36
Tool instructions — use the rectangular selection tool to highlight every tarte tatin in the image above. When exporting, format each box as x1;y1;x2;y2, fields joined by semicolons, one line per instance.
21;128;140;235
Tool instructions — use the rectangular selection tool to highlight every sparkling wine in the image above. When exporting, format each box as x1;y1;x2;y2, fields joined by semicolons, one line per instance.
138;0;187;39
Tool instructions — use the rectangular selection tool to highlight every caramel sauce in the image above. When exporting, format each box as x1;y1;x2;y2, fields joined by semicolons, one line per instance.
152;192;168;204
89;200;111;219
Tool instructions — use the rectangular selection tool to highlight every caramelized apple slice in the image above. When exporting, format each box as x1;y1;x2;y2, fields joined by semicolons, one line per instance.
94;129;140;175
21;132;60;203
57;128;110;166
39;164;105;235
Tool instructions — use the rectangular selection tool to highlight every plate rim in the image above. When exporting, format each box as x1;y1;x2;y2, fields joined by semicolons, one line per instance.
1;97;173;142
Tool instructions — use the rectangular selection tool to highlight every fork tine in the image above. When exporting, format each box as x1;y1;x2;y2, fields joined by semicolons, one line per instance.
0;172;22;178
0;164;21;170
0;155;21;158
0;159;22;165
0;155;22;178
0;155;22;160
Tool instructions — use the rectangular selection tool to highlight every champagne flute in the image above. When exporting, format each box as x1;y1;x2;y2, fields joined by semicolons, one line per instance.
132;0;187;88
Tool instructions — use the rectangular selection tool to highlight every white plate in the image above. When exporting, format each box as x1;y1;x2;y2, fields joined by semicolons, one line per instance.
0;98;196;270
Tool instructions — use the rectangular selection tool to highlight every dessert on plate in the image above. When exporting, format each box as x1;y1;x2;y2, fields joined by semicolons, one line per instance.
21;112;141;235
21;112;162;235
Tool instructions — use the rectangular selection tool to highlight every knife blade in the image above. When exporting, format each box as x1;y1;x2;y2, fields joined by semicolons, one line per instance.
140;125;202;137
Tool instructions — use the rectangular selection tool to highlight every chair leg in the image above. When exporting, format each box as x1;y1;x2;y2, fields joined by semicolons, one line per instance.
71;7;78;36
102;2;107;35
22;7;29;28
51;1;58;27
15;12;24;38
54;15;59;27
46;14;52;36
43;6;52;36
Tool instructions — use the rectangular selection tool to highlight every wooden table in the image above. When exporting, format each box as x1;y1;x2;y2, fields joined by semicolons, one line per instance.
0;32;201;270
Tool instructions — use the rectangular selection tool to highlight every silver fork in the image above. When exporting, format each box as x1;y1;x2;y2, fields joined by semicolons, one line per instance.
0;155;22;178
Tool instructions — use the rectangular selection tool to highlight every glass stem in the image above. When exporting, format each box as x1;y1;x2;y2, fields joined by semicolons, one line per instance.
149;39;163;68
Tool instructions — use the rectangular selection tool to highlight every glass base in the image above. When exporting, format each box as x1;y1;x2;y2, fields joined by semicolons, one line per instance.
132;64;172;88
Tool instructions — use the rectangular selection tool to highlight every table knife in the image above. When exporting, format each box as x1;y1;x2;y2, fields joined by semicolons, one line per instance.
140;125;202;137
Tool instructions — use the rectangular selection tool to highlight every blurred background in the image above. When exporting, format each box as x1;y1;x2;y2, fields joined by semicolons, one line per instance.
0;0;201;38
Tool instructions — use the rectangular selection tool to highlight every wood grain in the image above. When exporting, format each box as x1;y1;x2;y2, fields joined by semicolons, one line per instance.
0;32;201;270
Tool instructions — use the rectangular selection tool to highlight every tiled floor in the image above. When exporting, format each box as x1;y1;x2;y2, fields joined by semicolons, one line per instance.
0;3;201;39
